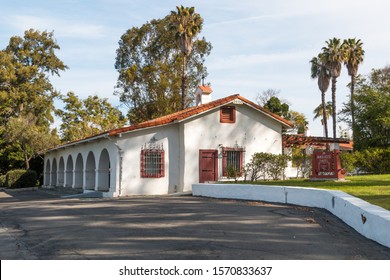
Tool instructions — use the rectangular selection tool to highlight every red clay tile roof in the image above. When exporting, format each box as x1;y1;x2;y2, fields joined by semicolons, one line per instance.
198;85;213;94
108;94;293;136
48;94;293;151
283;134;352;149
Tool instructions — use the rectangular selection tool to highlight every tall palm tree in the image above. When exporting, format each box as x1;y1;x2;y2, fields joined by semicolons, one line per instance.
342;38;364;145
313;101;333;137
310;54;331;138
170;6;203;110
321;38;344;139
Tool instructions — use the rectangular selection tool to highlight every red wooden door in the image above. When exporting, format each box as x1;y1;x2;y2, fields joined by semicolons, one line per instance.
199;150;218;183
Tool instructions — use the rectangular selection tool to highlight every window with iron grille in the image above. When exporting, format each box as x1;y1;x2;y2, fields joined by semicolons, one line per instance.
220;106;236;123
141;146;165;178
222;147;245;176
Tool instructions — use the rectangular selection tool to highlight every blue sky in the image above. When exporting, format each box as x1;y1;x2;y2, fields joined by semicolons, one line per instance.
1;0;390;136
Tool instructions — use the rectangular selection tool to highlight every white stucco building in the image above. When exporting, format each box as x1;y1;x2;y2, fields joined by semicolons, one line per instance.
43;87;293;197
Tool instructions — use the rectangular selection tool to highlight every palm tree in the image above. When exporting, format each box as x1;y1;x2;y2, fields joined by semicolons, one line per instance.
310;54;331;138
170;6;203;110
321;38;344;139
342;38;364;144
313;101;333;137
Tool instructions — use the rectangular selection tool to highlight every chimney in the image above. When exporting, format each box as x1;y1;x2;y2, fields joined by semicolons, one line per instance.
195;85;212;106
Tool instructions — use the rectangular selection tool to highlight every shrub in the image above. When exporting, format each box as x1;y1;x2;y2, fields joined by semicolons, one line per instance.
340;152;357;174
355;148;390;174
246;152;290;181
5;169;38;189
0;175;6;188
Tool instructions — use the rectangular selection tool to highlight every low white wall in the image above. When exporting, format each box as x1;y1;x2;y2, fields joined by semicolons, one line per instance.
192;183;390;248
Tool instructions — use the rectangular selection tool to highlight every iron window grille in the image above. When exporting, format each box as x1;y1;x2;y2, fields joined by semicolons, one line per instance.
222;146;245;177
141;143;165;178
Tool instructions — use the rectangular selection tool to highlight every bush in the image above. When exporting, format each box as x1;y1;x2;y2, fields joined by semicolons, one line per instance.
5;169;38;189
354;148;390;174
340;152;357;174
0;174;6;188
246;152;290;181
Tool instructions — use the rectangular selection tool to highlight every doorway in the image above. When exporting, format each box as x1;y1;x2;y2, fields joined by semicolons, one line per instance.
199;150;218;183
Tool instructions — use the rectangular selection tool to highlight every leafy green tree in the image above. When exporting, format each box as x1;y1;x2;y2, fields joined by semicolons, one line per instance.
321;38;344;139
170;6;203;110
289;111;308;134
4;114;59;169
310;54;331;138
264;96;290;119
342;38;365;144
0;29;67;173
348;66;390;150
115;13;211;124
313;101;332;137
56;92;127;142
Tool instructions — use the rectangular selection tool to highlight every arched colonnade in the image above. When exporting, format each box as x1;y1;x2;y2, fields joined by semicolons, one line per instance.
44;148;112;192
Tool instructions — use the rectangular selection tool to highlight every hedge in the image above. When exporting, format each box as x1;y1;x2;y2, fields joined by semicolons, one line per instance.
4;169;38;189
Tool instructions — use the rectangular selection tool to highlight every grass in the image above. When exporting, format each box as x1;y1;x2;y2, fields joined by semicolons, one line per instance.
247;174;390;211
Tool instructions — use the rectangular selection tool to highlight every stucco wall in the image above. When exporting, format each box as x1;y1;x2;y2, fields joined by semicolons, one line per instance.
181;104;283;191
192;183;390;248
44;138;119;196
117;124;180;195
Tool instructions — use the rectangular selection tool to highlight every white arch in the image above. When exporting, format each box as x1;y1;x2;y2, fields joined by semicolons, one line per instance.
85;151;96;190
65;155;74;188
51;158;57;187
97;149;111;191
45;159;51;186
58;157;65;187
74;153;83;189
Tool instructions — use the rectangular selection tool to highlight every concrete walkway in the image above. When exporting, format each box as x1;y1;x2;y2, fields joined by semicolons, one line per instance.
1;189;390;260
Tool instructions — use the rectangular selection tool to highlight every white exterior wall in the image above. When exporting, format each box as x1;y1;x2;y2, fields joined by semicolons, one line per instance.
181;104;283;191
117;125;180;195
43;138;119;197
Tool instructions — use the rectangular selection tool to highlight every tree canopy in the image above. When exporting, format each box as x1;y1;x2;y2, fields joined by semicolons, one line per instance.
343;66;390;150
56;92;127;142
115;13;212;124
0;29;66;172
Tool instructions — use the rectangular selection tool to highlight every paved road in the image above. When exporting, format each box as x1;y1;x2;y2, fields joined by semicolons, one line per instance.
1;189;390;260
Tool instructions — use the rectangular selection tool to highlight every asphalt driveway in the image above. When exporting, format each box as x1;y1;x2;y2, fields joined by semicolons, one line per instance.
1;188;390;260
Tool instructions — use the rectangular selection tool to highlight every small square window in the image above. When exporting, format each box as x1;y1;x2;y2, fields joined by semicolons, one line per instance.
222;147;244;176
141;149;165;178
220;106;236;123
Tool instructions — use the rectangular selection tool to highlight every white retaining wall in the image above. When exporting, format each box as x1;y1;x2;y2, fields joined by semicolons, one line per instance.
192;183;390;248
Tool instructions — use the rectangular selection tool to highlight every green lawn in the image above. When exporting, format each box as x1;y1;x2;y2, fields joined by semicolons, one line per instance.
248;174;390;211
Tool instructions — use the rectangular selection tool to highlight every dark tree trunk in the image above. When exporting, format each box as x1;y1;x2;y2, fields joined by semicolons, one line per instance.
350;75;356;150
331;76;337;139
181;55;187;110
321;90;329;138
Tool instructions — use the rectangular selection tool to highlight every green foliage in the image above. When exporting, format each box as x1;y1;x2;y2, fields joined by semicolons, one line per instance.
5;169;37;189
115;12;212;124
0;29;66;173
350;66;390;150
245;152;291;181
354;148;390;174
339;152;357;174
4;114;59;169
56;92;127;142
264;96;290;119
291;149;312;178
0;174;6;188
